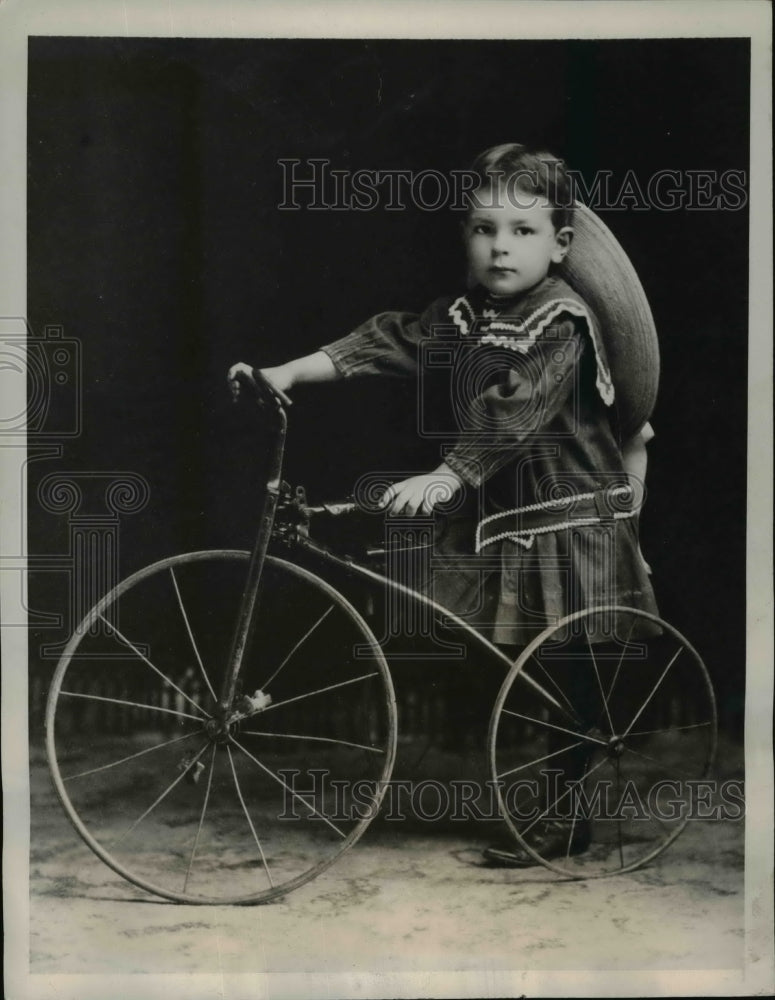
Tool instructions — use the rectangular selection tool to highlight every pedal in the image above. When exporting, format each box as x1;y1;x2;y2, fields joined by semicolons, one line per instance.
179;757;206;785
236;689;273;714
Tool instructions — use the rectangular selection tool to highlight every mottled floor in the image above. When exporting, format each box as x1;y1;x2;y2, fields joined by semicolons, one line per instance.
24;738;747;991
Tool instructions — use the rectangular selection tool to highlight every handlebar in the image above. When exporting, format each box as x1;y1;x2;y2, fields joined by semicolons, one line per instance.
232;368;293;411
229;371;413;524
302;500;359;517
254;368;293;408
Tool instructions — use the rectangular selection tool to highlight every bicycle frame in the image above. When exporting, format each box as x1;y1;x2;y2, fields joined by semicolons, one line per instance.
293;538;573;718
224;375;568;720
217;381;288;716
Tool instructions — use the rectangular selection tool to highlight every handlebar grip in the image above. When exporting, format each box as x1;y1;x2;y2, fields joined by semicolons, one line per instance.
303;501;360;517
321;501;359;516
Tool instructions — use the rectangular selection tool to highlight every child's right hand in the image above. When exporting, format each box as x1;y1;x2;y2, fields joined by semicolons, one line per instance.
227;362;256;401
227;363;294;403
228;352;338;404
258;365;295;396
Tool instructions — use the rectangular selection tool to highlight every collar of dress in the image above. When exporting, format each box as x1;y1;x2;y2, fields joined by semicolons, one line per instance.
447;277;615;407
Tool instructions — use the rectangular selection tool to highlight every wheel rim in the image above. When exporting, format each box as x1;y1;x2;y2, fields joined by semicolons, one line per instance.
488;606;717;878
46;550;397;904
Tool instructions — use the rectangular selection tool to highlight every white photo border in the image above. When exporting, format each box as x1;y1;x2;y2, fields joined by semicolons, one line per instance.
2;2;772;998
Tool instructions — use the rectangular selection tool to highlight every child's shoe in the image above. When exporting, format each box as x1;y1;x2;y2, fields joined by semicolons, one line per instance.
482;819;591;868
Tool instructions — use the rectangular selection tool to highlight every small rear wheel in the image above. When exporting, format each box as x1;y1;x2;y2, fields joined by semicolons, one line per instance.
488;606;717;878
46;550;397;904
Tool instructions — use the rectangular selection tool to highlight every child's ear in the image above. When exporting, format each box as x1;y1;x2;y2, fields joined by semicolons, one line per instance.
460;219;476;288
551;226;574;264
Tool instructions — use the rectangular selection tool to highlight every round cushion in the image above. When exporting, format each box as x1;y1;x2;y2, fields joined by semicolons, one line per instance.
559;202;660;438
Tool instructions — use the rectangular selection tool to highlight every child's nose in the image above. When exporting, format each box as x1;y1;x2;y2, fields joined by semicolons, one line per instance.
492;230;510;254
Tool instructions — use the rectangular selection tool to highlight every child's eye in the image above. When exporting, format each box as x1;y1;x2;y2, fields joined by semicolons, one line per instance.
514;226;534;236
472;223;492;235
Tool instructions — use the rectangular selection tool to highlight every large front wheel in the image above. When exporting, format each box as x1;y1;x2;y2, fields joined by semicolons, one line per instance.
46;550;397;904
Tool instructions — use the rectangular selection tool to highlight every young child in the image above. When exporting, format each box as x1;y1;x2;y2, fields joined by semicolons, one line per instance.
228;143;659;865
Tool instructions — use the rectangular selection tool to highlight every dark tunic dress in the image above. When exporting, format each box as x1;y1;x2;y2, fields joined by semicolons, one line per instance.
321;274;659;647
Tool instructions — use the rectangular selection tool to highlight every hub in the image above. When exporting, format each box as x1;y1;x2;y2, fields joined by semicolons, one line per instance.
205;715;237;743
606;734;626;758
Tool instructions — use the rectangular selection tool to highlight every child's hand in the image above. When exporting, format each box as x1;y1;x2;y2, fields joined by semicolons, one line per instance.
227;362;256;401
227;363;294;404
258;365;295;396
228;353;338;401
379;465;463;516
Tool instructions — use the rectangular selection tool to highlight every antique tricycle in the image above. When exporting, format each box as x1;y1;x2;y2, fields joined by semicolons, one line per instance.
45;369;717;904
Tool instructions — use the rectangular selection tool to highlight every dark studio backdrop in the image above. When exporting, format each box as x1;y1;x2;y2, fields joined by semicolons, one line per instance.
27;36;749;733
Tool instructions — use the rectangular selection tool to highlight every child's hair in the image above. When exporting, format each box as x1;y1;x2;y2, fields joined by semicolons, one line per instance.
467;143;574;230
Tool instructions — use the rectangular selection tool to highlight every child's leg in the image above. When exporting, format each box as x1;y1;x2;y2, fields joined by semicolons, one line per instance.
483;640;596;866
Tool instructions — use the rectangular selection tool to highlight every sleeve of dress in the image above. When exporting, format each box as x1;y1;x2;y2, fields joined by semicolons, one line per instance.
445;318;585;487
320;307;433;379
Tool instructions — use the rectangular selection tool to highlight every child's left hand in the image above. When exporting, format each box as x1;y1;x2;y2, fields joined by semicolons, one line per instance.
379;464;463;516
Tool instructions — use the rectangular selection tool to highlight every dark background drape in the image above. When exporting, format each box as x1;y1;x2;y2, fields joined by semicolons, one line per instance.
27;37;749;731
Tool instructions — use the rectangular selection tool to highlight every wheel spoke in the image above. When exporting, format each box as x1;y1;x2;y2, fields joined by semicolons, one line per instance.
59;689;204;723
501;708;608;747
527;654;582;724
230;737;348;838
604;617;636;705
226;746;274;889
607;753;681;833
496;740;586;780
627;720;712;738
622;646;684;737
169;567;217;703
622;743;705;782
586;631;615;734
257;672;380;716
260;605;335;691
97;613;209;718
564;800;583;862
511;666;578;718
183;744;217;893
520;754;610;839
63;730;199;780
241;730;384;754
113;742;209;847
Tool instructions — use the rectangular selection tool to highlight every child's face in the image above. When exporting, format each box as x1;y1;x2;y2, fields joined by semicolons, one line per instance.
464;184;572;298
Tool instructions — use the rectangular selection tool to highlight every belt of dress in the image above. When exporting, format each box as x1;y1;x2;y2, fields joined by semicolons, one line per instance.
475;485;639;552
